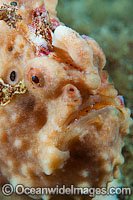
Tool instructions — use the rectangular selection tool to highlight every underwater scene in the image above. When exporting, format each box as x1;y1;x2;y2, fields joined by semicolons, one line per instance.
0;0;132;200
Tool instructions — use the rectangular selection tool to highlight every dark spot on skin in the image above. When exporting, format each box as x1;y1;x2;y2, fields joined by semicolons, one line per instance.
32;76;39;84
16;93;47;129
10;2;17;7
10;71;16;82
18;94;36;111
8;46;13;52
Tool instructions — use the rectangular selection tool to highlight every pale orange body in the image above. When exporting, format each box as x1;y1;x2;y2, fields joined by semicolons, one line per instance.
0;1;132;200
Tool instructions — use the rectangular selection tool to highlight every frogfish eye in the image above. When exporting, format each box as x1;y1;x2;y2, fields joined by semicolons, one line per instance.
27;68;45;88
10;71;16;82
32;76;39;84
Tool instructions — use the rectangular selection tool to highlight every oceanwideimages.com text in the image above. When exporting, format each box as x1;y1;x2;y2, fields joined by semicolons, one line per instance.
1;184;132;197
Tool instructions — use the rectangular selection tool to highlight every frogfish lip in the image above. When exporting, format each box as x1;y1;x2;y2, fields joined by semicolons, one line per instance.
68;98;120;126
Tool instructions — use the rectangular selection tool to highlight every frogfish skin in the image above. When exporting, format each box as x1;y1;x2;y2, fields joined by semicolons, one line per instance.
0;0;132;200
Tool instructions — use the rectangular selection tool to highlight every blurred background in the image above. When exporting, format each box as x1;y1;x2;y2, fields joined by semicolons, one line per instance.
57;0;133;199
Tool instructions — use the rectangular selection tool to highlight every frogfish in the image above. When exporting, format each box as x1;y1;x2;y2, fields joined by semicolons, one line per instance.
0;0;132;200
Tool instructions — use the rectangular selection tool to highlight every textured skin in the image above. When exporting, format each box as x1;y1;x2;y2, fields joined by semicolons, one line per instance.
0;0;132;200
